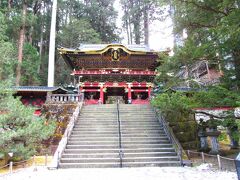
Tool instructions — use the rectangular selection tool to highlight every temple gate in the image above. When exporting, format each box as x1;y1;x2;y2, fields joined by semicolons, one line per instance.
59;44;160;104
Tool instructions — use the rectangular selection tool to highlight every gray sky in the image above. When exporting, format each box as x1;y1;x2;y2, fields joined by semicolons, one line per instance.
114;0;174;51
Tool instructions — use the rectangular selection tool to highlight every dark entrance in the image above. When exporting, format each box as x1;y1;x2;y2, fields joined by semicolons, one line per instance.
106;87;126;104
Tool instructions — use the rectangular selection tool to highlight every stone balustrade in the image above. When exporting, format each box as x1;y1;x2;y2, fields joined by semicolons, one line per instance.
47;94;84;103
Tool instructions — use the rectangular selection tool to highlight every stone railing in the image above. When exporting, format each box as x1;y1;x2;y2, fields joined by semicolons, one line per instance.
153;108;186;166
47;94;84;103
48;101;83;169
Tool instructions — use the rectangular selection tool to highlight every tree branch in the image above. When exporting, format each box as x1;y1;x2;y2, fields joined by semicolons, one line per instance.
188;22;216;29
179;0;228;16
194;110;239;119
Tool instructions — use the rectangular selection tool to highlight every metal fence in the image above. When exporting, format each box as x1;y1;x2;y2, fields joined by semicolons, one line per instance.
187;150;236;172
0;154;50;176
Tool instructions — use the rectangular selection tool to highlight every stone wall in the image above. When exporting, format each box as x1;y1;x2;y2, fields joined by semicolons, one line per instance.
165;111;199;149
41;103;77;153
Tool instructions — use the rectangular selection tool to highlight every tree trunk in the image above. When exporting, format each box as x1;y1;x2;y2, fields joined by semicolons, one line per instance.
16;1;27;86
133;20;141;44
8;0;12;9
29;26;33;44
232;49;240;90
69;0;73;24
129;18;133;44
143;4;149;45
123;3;130;44
38;3;44;74
133;1;141;44
126;19;130;44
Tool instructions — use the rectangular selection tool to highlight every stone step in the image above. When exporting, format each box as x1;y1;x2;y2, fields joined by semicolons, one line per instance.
73;128;118;131
69;136;169;141
59;104;180;168
76;121;158;124
122;161;180;167
121;114;155;116
81;111;116;112
122;144;173;149
61;157;120;163
62;153;119;159
75;122;117;125
71;132;165;136
62;152;177;159
123;156;179;162
60;156;179;164
71;129;165;134
70;134;119;138
68;139;170;145
59;162;120;168
66;145;119;149
66;144;173;149
70;133;166;138
59;161;180;168
72;129;165;133
64;147;176;154
73;127;163;131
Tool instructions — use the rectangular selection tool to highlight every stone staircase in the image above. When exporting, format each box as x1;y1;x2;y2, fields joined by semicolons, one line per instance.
59;104;180;168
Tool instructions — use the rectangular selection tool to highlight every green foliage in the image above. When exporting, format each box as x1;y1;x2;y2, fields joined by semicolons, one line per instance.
21;43;41;85
84;0;119;43
192;86;240;108
152;86;240;145
58;19;101;48
218;131;228;142
0;12;16;80
0;81;56;159
152;92;199;116
167;0;240;89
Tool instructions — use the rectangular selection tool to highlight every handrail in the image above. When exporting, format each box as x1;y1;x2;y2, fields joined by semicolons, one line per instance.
49;100;84;169
153;107;185;166
116;99;123;168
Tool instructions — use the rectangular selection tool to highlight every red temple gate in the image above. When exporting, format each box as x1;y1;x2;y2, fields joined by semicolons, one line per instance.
59;44;163;104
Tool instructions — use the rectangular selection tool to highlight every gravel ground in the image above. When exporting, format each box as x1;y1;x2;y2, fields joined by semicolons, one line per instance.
0;164;238;180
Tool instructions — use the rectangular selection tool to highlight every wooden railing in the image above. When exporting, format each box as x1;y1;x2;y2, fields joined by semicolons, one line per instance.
47;94;84;103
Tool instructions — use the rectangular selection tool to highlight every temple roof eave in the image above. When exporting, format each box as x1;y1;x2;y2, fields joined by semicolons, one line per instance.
58;44;159;56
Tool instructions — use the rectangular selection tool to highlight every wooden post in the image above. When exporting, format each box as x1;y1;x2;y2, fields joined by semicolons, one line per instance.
187;150;190;158
201;152;205;163
33;155;36;166
217;154;222;170
45;154;48;166
9;161;13;174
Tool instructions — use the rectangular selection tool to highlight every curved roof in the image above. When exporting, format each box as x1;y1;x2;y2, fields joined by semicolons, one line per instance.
77;44;152;52
13;86;68;92
58;44;157;55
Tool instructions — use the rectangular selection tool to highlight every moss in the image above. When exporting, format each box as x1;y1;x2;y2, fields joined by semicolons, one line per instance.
182;141;199;150
176;131;196;142
164;112;199;149
41;103;77;146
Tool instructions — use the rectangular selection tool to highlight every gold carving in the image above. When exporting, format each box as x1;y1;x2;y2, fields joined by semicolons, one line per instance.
112;49;120;61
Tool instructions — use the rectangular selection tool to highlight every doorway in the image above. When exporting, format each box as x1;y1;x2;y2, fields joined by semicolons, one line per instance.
106;87;126;104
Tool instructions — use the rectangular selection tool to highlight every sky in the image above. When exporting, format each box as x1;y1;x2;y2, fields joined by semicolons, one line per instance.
114;0;174;51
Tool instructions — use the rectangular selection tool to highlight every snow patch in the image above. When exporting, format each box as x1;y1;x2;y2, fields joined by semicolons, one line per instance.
1;165;237;180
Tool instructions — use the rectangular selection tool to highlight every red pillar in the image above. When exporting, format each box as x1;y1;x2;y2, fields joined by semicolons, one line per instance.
79;87;83;93
100;87;104;104
128;87;132;103
148;87;151;99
